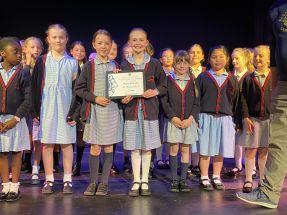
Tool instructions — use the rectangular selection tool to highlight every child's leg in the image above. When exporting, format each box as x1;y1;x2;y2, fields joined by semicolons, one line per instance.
60;144;73;183
131;150;141;190
102;145;113;184
53;144;61;173
89;144;101;184
258;147;268;184
73;130;84;176
156;145;163;161
10;152;22;194
32;140;42;180
191;152;200;167
42;144;55;182
169;143;179;180
0;152;9;183
141;150;151;190
180;144;190;180
235;144;243;170
212;155;223;177
245;148;257;186
200;155;210;177
11;152;22;183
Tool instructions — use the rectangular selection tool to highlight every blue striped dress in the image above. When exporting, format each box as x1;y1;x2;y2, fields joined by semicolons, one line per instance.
124;53;161;150
197;70;235;157
83;58;123;145
40;52;78;144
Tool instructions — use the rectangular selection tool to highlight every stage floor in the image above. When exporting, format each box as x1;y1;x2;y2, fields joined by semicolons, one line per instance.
1;146;287;215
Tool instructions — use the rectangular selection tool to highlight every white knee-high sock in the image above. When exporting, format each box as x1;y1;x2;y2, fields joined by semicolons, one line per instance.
131;150;141;190
141;151;151;189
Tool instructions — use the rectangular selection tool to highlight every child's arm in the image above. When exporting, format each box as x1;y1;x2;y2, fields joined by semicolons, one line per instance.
3;70;31;131
75;63;96;103
241;77;254;134
154;60;167;96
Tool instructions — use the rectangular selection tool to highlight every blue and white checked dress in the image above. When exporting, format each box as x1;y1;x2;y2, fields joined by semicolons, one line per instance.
0;64;30;152
124;53;161;150
83;58;123;145
40;52;78;144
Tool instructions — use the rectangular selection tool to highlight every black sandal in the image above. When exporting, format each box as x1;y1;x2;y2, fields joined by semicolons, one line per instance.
211;177;225;190
242;181;253;193
199;178;214;191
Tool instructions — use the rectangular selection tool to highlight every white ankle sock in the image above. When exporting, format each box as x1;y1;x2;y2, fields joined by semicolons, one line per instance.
200;176;210;185
1;182;10;194
9;182;20;193
46;174;54;182
63;173;72;182
32;165;39;174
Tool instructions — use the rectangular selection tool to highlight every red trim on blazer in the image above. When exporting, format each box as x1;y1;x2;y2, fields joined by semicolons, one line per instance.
0;67;21;112
129;62;150;120
168;76;193;120
85;61;95;121
206;71;231;114
252;71;271;117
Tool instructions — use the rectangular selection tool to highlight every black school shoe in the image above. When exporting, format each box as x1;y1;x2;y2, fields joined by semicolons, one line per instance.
179;180;191;192
0;192;9;202
169;180;180;192
5;191;21;202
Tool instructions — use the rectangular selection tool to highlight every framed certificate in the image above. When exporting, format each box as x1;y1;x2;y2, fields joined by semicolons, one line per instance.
106;70;146;99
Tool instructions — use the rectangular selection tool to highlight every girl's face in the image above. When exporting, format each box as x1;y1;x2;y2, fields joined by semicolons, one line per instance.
189;46;204;66
128;30;149;55
70;44;86;62
160;50;174;67
25;39;43;58
92;34;112;59
123;46;133;60
0;43;22;66
253;48;269;70
232;51;246;71
108;41;118;60
47;28;68;53
209;49;228;72
174;60;190;76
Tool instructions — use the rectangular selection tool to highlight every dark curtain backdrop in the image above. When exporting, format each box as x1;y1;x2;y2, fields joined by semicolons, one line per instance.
2;0;275;64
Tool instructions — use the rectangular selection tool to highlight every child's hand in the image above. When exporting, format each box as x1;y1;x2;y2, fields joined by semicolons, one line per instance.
171;117;182;128
33;117;40;125
244;117;255;135
95;96;111;106
121;96;133;104
142;89;158;98
113;68;121;73
67;116;77;126
0;122;5;133
181;116;193;129
2;118;18;132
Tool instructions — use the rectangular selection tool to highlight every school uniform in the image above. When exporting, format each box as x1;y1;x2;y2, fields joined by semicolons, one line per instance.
190;65;206;78
197;70;239;157
0;64;31;152
121;53;167;150
162;73;199;145
238;71;272;148
75;57;123;145
31;52;78;144
159;68;175;143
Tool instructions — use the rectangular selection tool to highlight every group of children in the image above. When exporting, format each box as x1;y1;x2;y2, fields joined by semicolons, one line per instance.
0;24;272;202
